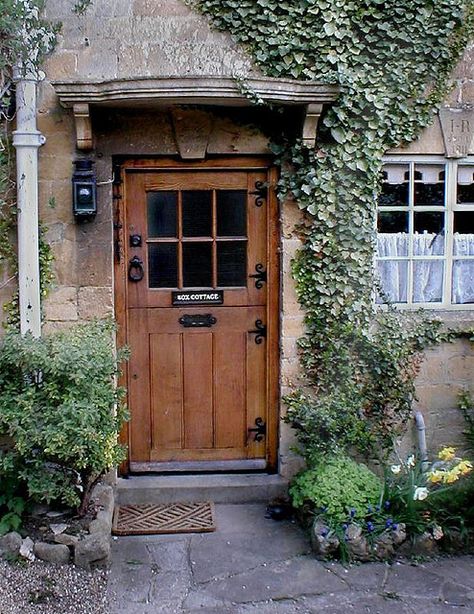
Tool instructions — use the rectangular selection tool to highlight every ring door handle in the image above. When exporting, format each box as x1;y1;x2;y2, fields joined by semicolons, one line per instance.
128;256;144;282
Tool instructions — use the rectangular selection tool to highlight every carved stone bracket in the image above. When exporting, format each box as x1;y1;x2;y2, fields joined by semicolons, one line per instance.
73;103;93;150
302;103;323;149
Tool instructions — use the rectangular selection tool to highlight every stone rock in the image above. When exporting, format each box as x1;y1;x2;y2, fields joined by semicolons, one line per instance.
50;523;68;535
411;531;439;557
74;532;110;570
372;532;395;560
346;524;370;561
310;521;340;558
54;533;80;547
34;542;70;564
30;503;50;518
19;537;35;561
91;483;114;516
0;532;22;557
392;522;407;546
88;516;110;534
89;483;114;535
46;510;68;519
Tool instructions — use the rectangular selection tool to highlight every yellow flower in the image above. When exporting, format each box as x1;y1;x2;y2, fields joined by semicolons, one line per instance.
427;470;444;484
456;460;473;476
438;447;456;462
443;470;459;484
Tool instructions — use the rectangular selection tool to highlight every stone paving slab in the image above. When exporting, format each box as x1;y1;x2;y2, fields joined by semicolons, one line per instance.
107;504;474;613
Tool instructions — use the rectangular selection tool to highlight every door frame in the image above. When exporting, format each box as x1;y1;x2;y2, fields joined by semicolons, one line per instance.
114;156;280;474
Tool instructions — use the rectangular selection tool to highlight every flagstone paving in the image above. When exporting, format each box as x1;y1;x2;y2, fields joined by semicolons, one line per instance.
107;504;474;613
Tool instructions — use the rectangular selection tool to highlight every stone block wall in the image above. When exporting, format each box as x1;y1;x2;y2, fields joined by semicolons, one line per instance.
414;336;474;457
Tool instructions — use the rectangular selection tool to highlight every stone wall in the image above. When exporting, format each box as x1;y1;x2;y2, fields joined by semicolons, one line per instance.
2;0;472;476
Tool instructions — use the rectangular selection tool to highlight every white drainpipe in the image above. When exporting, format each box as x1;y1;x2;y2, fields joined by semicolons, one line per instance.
414;411;429;471
12;68;45;337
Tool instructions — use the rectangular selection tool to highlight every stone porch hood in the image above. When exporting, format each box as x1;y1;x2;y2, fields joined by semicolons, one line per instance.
52;75;340;150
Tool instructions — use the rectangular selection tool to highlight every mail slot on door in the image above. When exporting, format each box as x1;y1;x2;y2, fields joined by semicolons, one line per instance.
178;314;217;328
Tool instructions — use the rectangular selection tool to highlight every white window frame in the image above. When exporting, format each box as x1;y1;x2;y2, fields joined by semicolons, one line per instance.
377;154;474;310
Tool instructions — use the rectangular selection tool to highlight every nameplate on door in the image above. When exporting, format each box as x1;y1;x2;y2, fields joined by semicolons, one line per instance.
172;291;224;306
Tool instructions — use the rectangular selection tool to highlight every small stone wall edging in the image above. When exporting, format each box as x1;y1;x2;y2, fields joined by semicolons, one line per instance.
0;482;115;570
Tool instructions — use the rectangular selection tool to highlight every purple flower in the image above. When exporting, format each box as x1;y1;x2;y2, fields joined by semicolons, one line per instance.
384;500;391;510
350;508;356;518
385;518;393;528
342;523;348;530
392;523;398;531
366;521;374;532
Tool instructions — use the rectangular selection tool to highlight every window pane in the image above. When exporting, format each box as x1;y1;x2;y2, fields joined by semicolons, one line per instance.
453;212;474;257
377;233;408;257
217;241;247;287
376;260;408;303
452;260;474;304
147;192;177;238
414;212;445;255
217;191;247;236
457;166;474;205
413;260;443;303
414;164;445;206
182;191;212;237
379;164;409;207
377;211;408;233
148;243;178;288
183;243;212;287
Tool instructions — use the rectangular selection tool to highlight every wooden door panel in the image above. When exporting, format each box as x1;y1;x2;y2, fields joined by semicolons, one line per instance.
121;162;277;470
145;171;249;191
183;333;214;449
214;331;246;450
150;333;183;450
128;307;266;463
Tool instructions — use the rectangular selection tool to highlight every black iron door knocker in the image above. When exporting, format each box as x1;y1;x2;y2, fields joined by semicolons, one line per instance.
128;256;144;282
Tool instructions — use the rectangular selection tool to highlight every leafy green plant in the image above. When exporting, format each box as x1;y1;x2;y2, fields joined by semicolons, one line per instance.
0;319;129;516
285;311;450;462
459;390;474;452
290;455;383;523
0;450;28;536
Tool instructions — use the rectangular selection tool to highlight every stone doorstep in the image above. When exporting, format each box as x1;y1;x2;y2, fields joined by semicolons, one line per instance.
116;473;289;506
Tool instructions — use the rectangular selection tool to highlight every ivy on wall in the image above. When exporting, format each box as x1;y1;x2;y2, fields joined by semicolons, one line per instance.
191;0;474;460
0;0;88;327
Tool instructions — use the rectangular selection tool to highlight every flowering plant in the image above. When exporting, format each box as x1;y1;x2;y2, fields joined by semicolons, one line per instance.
383;447;472;536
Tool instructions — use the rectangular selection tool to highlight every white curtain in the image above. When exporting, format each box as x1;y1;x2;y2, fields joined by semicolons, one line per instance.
377;233;474;304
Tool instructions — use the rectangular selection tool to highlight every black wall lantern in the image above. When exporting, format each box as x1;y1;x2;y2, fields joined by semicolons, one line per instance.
72;159;97;221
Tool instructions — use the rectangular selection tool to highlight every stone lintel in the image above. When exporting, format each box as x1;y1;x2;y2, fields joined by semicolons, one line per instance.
73;103;93;150
54;77;339;154
53;76;339;108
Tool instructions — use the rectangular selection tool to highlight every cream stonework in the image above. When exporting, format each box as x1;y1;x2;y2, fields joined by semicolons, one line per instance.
2;0;470;477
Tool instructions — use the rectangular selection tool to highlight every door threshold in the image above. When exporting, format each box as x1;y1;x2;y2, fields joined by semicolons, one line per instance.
129;459;268;473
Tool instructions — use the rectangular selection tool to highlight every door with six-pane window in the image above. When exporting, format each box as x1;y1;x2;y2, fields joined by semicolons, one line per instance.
121;161;277;471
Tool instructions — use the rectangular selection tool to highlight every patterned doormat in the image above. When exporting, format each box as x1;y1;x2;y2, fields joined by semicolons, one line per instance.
112;502;216;535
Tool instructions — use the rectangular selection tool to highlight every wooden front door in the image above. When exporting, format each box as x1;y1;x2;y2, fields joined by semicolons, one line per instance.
117;158;279;472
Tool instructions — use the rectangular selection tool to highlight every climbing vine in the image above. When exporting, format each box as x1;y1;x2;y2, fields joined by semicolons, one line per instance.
191;0;474;460
0;0;89;327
